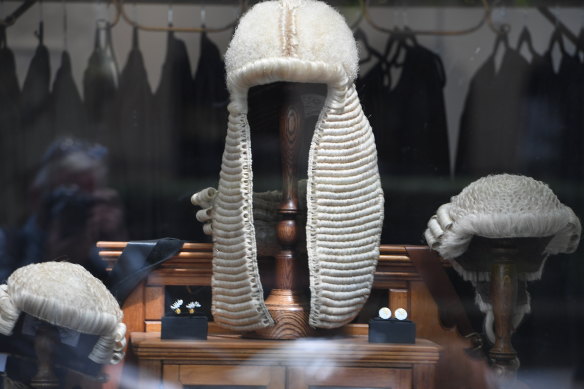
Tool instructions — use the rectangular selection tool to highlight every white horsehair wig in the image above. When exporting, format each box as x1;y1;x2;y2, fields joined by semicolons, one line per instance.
0;262;126;365
424;174;581;282
424;174;581;343
199;0;384;331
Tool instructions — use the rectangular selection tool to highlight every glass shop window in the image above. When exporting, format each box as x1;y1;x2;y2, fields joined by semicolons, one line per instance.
0;1;583;389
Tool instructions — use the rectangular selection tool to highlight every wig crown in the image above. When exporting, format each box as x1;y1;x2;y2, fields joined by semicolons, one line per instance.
0;262;126;365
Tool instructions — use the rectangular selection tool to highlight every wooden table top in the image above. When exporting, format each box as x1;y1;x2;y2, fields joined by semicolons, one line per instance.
131;332;441;368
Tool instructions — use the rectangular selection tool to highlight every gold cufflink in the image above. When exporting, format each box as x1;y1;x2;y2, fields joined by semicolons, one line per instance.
186;301;201;314
170;299;184;315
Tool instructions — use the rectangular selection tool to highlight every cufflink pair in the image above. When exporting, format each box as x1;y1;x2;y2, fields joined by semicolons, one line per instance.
170;299;202;315
378;307;408;321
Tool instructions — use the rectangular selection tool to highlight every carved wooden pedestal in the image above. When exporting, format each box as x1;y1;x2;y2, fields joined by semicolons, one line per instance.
252;83;313;339
30;324;60;389
254;289;312;339
457;236;552;387
489;258;520;385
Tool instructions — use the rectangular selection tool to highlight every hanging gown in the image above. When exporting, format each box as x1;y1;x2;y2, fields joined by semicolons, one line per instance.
516;50;564;180
386;42;451;244
557;52;584;181
578;41;584;182
166;32;229;242
357;34;450;243
154;32;194;178
456;37;531;178
517;28;582;182
186;32;228;177
356;47;394;175
358;34;449;176
384;43;450;176
83;21;119;147
20;22;53;228
51;51;88;140
152;32;195;238
515;43;584;369
0;27;22;226
113;28;156;239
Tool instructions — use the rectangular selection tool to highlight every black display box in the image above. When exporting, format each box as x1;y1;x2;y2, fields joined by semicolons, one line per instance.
368;317;416;344
161;315;208;340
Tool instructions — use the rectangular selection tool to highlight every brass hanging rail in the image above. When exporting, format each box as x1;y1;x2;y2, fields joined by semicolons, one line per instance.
362;0;509;36
537;5;578;45
0;0;37;26
112;0;244;33
0;0;121;28
0;0;242;30
1;0;578;40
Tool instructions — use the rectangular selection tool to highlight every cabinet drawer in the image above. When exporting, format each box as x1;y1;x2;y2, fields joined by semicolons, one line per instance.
161;365;412;389
162;364;285;389
288;366;412;389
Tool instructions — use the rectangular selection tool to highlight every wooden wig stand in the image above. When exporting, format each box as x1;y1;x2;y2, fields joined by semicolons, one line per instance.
30;323;60;388
252;83;314;339
457;236;551;387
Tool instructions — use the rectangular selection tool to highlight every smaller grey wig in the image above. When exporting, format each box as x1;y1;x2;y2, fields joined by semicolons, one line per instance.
424;174;581;342
0;262;126;365
425;174;581;281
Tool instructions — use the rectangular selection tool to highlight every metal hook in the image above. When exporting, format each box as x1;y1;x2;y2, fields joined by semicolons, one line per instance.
96;0;104;23
93;0;119;27
62;0;68;50
95;0;119;27
399;0;407;29
485;0;511;35
96;17;108;29
34;19;43;44
167;2;173;27
34;0;44;44
131;24;138;49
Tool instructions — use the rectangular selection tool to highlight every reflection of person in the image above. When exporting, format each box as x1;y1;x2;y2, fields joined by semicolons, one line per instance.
0;137;127;283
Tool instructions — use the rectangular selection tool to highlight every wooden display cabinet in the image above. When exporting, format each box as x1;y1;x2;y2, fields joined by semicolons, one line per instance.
98;242;490;389
131;332;439;389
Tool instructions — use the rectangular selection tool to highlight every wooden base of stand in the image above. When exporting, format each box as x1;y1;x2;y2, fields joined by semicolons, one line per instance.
489;258;519;383
458;236;551;387
249;289;314;339
249;83;315;340
30;324;60;389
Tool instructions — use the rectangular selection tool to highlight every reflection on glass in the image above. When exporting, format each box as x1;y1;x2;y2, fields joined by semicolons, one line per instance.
185;386;266;389
309;386;390;389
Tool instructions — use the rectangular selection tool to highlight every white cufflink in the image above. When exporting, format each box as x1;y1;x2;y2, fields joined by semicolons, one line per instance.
395;308;408;321
378;307;392;320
